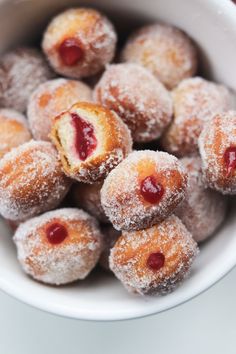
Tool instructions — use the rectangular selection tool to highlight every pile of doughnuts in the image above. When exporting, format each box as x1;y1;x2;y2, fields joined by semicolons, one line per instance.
0;7;235;296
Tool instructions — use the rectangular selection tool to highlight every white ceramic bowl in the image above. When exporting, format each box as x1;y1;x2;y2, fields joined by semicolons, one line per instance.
0;0;236;321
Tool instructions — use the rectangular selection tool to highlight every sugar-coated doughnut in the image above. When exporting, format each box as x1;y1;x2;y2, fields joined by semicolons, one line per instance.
50;102;132;183
0;109;31;159
175;157;227;242
93;63;173;142
99;225;120;271
199;111;236;194
101;150;187;230
161;77;233;157
42;8;117;79
72;182;108;223
110;215;198;295
0;47;54;112
0;140;71;221
121;23;197;89
14;208;103;285
28;78;92;141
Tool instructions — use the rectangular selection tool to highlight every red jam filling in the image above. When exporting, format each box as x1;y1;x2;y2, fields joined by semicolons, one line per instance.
71;113;97;161
147;252;165;271
46;223;68;244
224;146;236;177
140;175;164;204
59;38;83;66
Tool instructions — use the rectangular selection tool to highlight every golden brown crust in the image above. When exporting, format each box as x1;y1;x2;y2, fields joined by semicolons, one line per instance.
110;215;198;295
51;102;132;183
0;112;31;159
42;8;117;79
0;141;71;220
198;111;236;194
13;208;103;284
101;150;187;230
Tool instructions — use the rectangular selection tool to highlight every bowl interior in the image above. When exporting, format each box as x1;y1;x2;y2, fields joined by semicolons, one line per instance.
0;0;236;321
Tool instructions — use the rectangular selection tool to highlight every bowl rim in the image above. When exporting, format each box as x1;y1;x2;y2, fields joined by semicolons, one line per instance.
0;255;235;321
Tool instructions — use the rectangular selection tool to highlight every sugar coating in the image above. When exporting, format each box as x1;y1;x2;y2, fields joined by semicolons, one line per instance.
99;225;121;271
175;157;227;242
110;215;199;295
0;47;54;113
0;140;71;220
101;150;187;230
198;111;236;194
121;23;197;89
51;102;132;183
72;182;109;223
93;63;173;142
42;8;117;79
161;77;233;157
13;208;103;285
28;78;92;141
0;109;31;158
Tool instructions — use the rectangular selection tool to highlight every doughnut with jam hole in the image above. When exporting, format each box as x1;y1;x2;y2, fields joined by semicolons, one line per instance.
72;182;108;223
13;208;103;285
199;111;236;194
101;150;187;231
0;47;54;112
93;63;173;142
42;8;117;79
50;102;132;183
99;225;121;271
28;78;92;141
161;77;233;157
175;157;227;242
0;141;71;221
0;109;31;159
110;215;198;295
121;24;197;89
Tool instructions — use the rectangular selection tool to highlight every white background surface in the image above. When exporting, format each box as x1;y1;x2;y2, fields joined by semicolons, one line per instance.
0;267;235;354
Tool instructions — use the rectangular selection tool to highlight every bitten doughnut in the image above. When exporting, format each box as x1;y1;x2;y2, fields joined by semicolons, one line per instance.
42;8;117;79
0;47;54;112
175;157;227;242
51;102;132;183
121;23;197;89
101;150;187;231
110;215;198;295
28;78;92;141
0;109;31;159
161;77;233;157
72;182;108;223
199;111;236;194
14;208;103;285
99;225;120;271
0;140;71;221
93;63;173;142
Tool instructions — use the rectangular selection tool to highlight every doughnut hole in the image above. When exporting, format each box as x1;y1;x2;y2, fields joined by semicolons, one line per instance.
50;102;132;183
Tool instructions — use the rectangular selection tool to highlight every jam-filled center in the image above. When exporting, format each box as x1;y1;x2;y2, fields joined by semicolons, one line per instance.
147;252;165;271
46;223;68;245
224;146;236;177
71;113;97;161
140;175;164;204
59;38;83;66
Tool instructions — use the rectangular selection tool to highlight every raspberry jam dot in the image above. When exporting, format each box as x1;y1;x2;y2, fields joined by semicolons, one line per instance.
46;223;68;244
147;252;165;271
71;113;97;161
59;38;83;66
224;146;236;177
140;175;164;203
